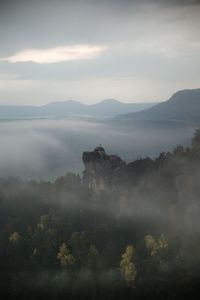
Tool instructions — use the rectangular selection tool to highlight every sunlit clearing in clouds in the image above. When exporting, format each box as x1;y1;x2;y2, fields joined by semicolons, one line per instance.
1;44;107;64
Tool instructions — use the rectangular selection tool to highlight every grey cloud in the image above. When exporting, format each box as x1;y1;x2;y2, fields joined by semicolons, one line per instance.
1;0;198;51
0;0;199;104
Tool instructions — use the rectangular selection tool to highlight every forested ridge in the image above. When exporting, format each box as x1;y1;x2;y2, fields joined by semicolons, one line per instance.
1;130;200;299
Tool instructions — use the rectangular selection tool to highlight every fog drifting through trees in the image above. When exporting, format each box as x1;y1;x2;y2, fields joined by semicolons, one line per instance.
0;117;195;179
1;129;200;299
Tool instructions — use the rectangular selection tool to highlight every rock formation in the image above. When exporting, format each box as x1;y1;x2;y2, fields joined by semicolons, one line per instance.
82;146;127;192
82;146;158;192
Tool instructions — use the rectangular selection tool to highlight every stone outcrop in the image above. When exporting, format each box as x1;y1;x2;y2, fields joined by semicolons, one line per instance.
82;146;127;192
82;146;158;192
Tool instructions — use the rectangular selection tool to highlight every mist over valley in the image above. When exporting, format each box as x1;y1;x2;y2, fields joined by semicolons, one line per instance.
0;88;199;180
1;0;200;298
0;116;195;180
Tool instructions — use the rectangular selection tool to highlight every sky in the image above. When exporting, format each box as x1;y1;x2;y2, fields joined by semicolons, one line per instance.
0;0;200;105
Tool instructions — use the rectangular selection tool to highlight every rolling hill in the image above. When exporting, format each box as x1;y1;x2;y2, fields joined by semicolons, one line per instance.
0;99;154;119
117;89;200;123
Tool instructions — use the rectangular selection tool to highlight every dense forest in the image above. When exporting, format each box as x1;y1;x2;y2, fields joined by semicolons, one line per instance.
1;129;200;299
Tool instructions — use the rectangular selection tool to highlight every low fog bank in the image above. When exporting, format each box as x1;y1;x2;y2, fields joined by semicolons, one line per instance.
0;117;196;179
1;129;200;299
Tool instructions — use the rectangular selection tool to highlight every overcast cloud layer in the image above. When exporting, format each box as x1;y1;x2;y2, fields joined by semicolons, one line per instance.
0;0;200;104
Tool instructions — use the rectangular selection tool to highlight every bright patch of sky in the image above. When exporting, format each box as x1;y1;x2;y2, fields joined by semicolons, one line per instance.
1;45;107;64
0;0;199;104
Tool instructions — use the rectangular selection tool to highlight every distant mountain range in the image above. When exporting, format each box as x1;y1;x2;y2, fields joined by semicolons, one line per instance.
1;89;199;121
117;89;200;123
0;99;155;119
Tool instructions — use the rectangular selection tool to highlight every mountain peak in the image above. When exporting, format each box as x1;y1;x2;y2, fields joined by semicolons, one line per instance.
0;99;155;119
96;99;121;105
118;88;200;122
169;88;200;104
43;100;83;107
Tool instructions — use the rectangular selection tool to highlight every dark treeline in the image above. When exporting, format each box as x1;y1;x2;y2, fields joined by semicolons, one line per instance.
1;130;200;299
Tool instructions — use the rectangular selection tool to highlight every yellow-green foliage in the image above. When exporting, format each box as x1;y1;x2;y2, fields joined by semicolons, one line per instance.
120;245;137;286
57;243;75;267
88;244;99;259
158;234;168;250
144;234;168;256
36;214;50;231
9;232;21;243
36;223;45;231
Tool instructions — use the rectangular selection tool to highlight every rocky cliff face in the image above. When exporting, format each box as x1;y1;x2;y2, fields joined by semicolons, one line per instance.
82;146;127;192
82;146;158;192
